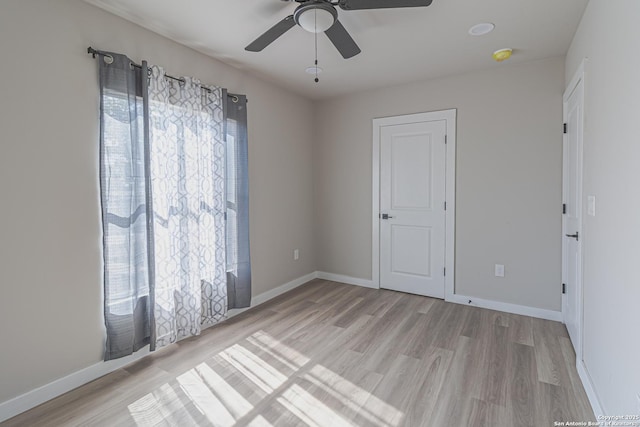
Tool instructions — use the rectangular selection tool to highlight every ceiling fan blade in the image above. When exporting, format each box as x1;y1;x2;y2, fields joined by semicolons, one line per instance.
245;15;296;52
325;20;361;59
338;0;433;10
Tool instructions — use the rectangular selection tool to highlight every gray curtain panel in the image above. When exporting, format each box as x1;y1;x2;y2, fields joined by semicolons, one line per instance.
97;48;250;359
148;66;228;348
98;52;154;360
226;94;252;309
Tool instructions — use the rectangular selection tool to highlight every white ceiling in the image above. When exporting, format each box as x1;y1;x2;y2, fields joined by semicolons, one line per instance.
83;0;589;100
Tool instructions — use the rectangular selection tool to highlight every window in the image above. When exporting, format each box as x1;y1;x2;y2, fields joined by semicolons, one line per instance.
97;51;250;360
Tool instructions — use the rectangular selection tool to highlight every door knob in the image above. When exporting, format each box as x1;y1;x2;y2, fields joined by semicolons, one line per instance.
380;213;394;220
565;232;579;241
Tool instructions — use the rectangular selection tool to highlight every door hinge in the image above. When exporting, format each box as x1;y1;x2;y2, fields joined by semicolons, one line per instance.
562;283;566;294
444;267;446;276
444;201;447;211
563;123;567;134
444;135;447;144
562;203;567;214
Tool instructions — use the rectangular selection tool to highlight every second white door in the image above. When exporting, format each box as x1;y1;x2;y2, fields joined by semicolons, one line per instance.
379;119;447;298
563;68;584;355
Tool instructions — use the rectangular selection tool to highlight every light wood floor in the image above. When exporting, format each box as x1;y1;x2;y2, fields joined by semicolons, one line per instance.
3;280;594;427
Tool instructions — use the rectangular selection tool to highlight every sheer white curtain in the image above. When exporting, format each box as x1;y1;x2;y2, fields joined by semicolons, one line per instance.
147;66;227;348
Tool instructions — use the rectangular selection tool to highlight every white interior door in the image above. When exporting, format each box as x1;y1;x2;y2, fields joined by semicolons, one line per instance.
379;119;447;298
562;70;584;356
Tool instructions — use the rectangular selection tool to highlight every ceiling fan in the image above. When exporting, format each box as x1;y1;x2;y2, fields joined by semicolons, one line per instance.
246;0;434;59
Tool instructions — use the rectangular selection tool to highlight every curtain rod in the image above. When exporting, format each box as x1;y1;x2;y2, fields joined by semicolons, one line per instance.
87;47;241;102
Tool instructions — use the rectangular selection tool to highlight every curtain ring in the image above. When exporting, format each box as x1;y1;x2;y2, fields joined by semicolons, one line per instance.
103;55;114;65
230;95;239;103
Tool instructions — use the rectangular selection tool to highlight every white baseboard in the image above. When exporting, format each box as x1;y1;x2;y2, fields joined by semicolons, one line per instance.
0;271;319;423
316;271;377;289
0;347;151;423
445;294;563;322
250;271;318;306
576;358;605;417
315;273;561;322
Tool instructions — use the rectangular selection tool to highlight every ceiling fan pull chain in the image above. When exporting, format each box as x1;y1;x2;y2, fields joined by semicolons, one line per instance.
314;9;319;83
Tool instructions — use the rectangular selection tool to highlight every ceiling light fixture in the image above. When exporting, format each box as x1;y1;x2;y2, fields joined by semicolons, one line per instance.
294;3;337;33
468;22;495;36
493;48;513;62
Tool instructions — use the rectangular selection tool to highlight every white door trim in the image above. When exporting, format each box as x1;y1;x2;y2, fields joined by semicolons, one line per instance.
562;59;586;359
372;109;456;298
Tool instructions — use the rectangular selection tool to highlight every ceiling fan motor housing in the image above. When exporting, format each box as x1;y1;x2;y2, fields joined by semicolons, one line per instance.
294;1;338;33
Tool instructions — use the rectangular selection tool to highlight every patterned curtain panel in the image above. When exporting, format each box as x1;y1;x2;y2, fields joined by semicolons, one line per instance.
148;66;227;349
99;52;154;360
226;95;252;309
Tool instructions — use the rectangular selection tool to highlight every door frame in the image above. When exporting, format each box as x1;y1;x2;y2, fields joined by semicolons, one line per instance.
372;109;457;299
562;60;586;358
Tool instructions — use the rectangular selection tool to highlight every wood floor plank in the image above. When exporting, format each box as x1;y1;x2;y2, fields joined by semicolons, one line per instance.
436;335;483;403
532;318;572;387
507;313;535;347
558;336;595;419
537;381;580;426
363;354;422;426
460;305;483;338
508;342;537;427
479;321;510;407
358;296;429;374
361;289;403;318
2;281;595;427
402;300;449;358
401;346;453;426
465;398;508;427
429;301;470;351
348;293;412;354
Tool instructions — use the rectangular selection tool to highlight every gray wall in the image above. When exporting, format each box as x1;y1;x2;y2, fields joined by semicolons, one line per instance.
565;0;640;415
314;57;565;311
0;0;316;403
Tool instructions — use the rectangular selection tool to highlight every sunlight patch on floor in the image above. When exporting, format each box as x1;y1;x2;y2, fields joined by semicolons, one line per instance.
129;382;201;426
128;330;404;426
277;383;355;427
218;343;288;393
195;362;254;419
128;391;168;426
246;415;275;426
249;330;311;369
177;368;241;427
305;365;402;426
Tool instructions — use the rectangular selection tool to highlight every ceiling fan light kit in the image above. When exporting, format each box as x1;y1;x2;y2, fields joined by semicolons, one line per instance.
295;2;337;33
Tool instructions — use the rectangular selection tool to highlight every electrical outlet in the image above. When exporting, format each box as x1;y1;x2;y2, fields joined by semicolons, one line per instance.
495;264;505;277
294;249;299;261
